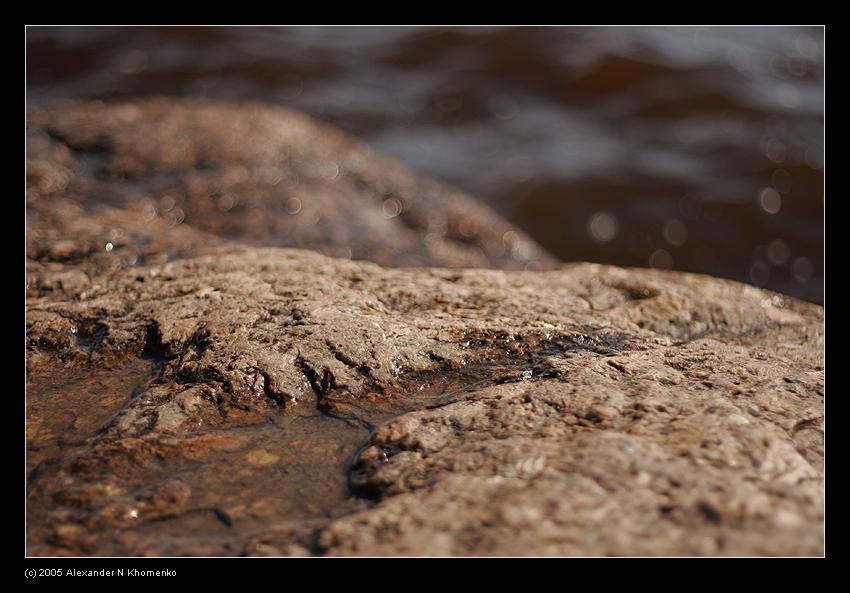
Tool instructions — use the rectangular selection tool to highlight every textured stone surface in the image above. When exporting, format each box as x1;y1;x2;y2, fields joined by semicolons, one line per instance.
26;98;823;557
26;248;823;556
27;97;554;277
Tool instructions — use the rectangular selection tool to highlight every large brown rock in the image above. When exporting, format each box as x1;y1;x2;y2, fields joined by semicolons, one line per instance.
26;97;554;280
26;98;823;556
26;248;823;556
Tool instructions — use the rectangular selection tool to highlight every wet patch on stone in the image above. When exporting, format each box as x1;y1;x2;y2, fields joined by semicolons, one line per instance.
26;357;160;543
26;358;159;478
60;410;370;555
26;328;630;555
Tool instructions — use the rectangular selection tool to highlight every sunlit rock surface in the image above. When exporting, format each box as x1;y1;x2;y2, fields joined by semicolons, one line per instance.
26;99;823;556
27;97;554;275
27;248;823;556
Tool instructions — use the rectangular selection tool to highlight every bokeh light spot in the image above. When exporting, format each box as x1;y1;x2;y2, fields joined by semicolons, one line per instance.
284;197;302;215
663;219;688;247
587;211;619;244
649;249;673;270
758;188;782;214
749;261;770;286
382;197;403;219
792;257;814;283
766;240;790;266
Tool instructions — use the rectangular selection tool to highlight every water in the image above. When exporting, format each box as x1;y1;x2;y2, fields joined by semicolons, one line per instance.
26;26;824;303
26;325;632;554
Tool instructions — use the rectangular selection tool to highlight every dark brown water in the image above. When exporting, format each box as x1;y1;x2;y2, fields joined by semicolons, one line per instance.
26;26;824;303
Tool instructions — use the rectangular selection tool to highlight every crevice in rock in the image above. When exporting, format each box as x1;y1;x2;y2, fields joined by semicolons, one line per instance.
325;339;373;379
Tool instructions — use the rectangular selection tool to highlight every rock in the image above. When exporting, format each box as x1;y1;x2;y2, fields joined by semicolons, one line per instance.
26;247;823;556
27;97;555;282
26;98;822;556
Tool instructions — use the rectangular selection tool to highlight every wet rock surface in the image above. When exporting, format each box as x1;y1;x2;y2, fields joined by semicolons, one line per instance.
26;99;823;556
27;249;823;556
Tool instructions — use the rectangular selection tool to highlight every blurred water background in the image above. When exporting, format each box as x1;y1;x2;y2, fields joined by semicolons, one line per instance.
26;26;824;303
